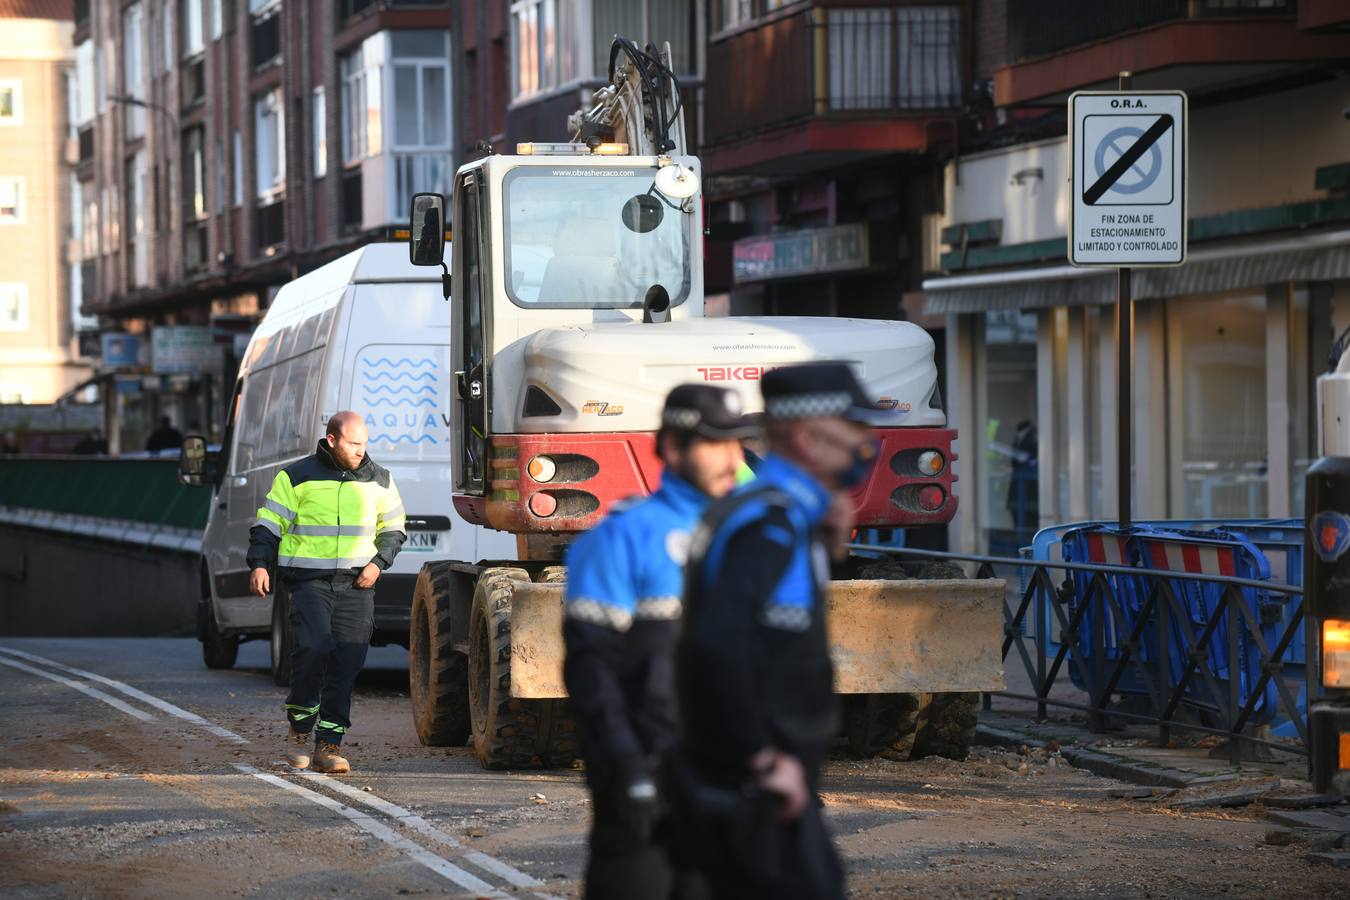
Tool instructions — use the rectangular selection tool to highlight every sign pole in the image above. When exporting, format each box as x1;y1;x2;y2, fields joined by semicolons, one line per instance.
1117;70;1133;529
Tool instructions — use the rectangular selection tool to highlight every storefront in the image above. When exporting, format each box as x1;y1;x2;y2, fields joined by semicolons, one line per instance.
924;79;1350;555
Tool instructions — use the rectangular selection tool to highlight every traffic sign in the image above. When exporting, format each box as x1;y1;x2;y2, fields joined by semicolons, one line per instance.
1070;91;1187;267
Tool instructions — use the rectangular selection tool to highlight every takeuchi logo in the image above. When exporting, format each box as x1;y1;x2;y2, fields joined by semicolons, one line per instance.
697;365;781;382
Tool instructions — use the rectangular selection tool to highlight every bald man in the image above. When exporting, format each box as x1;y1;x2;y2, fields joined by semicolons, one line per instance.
248;411;406;773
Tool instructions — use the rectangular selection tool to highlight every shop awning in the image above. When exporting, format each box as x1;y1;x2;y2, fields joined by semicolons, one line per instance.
921;228;1350;315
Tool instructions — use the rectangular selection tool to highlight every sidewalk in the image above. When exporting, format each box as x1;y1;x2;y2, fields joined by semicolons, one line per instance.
976;662;1350;868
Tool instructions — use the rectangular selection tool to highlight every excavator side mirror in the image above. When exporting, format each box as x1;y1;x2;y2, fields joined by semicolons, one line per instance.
409;193;446;267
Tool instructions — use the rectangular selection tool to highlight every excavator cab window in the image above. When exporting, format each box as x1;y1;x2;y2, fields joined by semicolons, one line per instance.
502;166;691;310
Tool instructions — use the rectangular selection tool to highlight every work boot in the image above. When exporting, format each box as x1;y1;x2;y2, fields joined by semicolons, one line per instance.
314;741;351;774
285;727;312;769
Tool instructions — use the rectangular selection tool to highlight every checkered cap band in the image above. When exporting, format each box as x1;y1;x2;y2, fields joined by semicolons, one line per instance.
763;391;853;420
662;408;702;429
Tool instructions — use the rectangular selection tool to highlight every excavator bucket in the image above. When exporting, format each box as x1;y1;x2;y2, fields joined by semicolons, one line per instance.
507;578;1006;700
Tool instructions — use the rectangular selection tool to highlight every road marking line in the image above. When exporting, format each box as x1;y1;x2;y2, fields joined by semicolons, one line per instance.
295;770;553;894
235;764;506;898
2;645;563;896
0;656;156;722
0;646;247;743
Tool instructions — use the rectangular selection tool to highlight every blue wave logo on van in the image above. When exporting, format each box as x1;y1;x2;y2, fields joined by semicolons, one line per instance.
356;352;445;447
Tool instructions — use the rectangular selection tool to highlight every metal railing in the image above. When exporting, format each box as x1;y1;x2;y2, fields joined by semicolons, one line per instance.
847;541;1312;766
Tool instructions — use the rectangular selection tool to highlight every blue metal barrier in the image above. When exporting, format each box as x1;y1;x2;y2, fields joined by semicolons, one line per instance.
1030;519;1308;739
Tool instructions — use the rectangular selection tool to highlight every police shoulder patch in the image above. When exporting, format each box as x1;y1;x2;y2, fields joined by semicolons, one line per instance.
665;529;692;565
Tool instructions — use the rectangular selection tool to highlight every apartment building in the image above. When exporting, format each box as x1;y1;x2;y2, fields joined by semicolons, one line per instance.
0;0;90;405
72;0;453;450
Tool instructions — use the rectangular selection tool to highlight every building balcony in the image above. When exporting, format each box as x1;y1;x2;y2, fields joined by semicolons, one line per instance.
997;0;1350;106
703;4;965;175
348;149;452;233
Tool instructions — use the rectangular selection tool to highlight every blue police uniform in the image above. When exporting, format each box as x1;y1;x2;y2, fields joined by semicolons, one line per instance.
674;452;844;900
563;471;709;899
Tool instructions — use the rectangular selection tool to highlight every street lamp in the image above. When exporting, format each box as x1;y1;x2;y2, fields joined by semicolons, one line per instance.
108;93;178;131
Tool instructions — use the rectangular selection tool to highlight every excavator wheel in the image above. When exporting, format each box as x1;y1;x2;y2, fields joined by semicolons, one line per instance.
467;566;578;769
409;561;471;747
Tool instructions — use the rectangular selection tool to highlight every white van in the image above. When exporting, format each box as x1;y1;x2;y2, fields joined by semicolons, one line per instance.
189;243;514;680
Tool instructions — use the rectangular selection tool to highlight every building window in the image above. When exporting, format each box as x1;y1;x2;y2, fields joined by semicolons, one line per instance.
162;2;174;70
340;43;381;163
81;184;98;259
0;80;21;126
0;283;29;332
209;0;223;40
123;3;145;139
391;31;450;149
0;177;24;224
254;89;285;199
75;42;94;125
126;151;148;287
183;127;206;220
70;263;96;332
511;0;584;101
182;0;205;57
232;129;243;206
251;3;282;70
312;86;327;179
825;6;962;111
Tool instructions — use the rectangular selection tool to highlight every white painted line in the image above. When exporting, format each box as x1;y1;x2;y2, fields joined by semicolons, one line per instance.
235;764;506;897
296;770;552;894
2;645;556;897
0;656;156;722
0;646;247;743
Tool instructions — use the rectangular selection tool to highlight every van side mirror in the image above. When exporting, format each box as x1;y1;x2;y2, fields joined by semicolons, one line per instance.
178;434;214;487
410;193;446;267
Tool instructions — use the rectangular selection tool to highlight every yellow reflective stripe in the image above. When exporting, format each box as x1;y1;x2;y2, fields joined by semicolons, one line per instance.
262;497;296;520
254;517;282;537
290;524;376;537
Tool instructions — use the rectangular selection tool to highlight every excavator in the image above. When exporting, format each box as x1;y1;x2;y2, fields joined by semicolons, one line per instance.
403;38;1004;769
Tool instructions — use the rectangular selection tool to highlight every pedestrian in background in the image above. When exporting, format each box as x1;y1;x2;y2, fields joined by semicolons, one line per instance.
564;384;755;899
674;361;896;900
248;411;406;774
145;416;183;453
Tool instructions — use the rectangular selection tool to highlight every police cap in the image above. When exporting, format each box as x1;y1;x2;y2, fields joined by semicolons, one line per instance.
660;384;759;440
761;361;903;426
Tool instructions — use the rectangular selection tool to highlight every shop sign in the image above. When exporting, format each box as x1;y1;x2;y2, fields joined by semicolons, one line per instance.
733;223;869;284
152;326;224;375
101;333;142;368
1070;91;1187;267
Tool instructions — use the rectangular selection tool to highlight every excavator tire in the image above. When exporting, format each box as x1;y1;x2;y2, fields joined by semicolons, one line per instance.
911;691;980;761
410;561;471;747
467;567;579;769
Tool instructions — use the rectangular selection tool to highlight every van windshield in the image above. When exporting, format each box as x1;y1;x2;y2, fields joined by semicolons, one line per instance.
503;166;691;309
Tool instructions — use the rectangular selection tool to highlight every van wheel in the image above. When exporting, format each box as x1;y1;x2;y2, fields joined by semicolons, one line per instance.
202;599;239;670
270;584;294;687
410;562;471;747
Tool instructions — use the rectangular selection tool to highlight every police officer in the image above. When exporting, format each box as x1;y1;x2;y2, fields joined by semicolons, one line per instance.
675;362;895;900
563;384;756;899
248;411;406;774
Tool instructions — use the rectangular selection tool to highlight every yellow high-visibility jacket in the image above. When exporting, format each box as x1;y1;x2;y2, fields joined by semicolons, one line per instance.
247;441;406;581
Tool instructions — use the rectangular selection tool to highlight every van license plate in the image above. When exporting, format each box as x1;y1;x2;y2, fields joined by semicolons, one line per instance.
405;532;441;552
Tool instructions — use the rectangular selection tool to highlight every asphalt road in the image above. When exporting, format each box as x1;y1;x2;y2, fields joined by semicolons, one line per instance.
0;637;1343;898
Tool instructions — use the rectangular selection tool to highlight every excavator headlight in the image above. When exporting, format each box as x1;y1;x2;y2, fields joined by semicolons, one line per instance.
916;451;946;477
527;456;557;484
1325;619;1350;689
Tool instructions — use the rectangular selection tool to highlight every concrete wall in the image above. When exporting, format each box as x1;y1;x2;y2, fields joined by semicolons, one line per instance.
0;526;197;636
